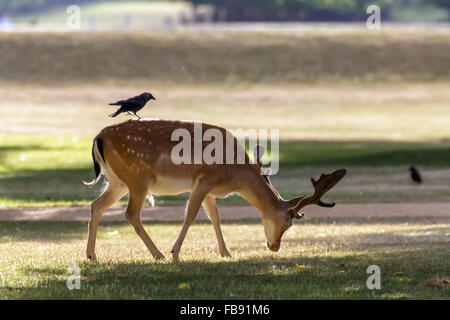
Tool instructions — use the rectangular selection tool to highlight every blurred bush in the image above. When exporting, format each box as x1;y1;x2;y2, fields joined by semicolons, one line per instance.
1;0;449;22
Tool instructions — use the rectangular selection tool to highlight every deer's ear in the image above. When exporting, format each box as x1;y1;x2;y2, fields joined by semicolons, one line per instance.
253;145;265;169
286;196;304;209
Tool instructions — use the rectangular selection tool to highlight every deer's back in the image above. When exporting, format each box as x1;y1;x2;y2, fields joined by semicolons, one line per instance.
97;119;255;195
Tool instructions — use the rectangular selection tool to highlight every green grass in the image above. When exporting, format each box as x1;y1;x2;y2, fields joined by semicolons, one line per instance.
1;81;450;206
0;218;449;299
1;28;449;301
279;141;450;168
0;32;449;207
1;134;450;206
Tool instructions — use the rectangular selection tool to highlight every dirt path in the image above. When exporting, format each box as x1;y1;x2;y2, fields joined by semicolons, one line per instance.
0;203;449;221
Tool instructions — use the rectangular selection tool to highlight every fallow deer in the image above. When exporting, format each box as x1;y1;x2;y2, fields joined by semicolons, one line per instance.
84;119;346;261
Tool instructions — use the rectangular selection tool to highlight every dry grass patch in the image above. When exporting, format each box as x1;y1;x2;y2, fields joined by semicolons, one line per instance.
1;83;450;141
1;30;450;84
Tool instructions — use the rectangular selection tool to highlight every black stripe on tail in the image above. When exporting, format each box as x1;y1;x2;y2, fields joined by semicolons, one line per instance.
82;137;105;186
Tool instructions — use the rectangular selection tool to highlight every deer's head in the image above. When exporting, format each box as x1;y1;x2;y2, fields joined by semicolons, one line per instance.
253;146;347;252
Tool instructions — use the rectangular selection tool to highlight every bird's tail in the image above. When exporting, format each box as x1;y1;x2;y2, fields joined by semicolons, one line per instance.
109;110;121;117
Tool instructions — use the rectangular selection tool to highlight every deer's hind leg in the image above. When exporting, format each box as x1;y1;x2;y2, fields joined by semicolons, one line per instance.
87;182;127;261
203;196;231;257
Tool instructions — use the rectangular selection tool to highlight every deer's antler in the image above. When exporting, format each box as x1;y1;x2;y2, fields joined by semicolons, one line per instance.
290;168;347;218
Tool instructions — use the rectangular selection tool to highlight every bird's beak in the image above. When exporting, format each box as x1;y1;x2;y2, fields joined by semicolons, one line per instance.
151;96;156;100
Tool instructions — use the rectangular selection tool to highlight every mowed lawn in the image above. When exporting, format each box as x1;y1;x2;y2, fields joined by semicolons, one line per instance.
1;83;450;206
0;217;449;299
1;134;450;206
0;29;449;300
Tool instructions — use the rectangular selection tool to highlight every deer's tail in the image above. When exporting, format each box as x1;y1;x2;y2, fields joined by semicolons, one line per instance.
82;137;105;186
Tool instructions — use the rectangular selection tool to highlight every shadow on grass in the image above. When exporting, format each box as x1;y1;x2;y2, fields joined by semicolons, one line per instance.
0;221;89;241
0;168;189;204
0;145;46;153
1;140;450;205
0;144;49;164
279;141;450;168
0;168;100;203
1;216;449;299
9;245;450;300
1;216;449;243
0;217;450;245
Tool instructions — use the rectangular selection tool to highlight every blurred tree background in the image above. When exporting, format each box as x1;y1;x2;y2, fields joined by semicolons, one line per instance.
0;0;449;22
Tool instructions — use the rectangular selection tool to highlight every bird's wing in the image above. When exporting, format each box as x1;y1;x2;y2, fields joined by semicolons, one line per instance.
126;96;146;105
109;94;147;107
109;99;129;106
122;100;142;108
110;100;142;109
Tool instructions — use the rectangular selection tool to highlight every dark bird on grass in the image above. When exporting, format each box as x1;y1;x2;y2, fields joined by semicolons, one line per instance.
108;92;156;119
409;166;422;184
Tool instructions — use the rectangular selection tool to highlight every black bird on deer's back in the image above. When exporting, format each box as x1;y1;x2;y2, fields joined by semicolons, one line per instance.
109;92;156;119
409;166;422;184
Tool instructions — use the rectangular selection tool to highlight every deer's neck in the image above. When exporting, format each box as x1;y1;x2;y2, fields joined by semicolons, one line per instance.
238;169;283;219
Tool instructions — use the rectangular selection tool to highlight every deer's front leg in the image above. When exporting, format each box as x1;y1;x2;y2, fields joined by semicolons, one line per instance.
202;196;231;258
171;183;210;260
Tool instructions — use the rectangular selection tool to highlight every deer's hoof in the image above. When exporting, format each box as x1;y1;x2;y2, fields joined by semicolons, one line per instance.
170;249;180;261
87;253;97;262
154;252;167;261
220;250;232;258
